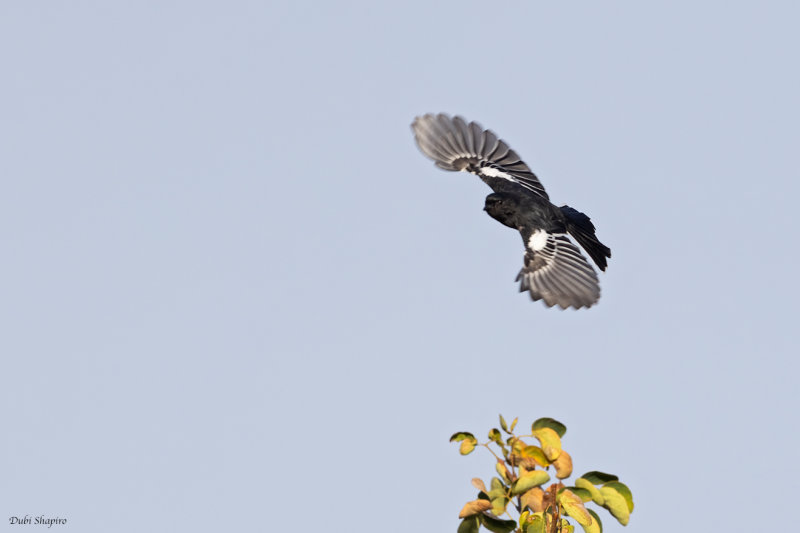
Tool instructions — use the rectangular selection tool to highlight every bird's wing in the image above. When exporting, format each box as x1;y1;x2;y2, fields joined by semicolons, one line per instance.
411;113;549;201
517;229;600;309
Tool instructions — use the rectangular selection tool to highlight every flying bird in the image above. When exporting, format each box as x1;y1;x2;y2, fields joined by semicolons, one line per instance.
411;113;611;309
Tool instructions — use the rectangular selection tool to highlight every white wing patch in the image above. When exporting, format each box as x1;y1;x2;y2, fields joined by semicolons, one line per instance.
477;166;514;181
527;229;549;251
518;232;601;309
411;114;550;201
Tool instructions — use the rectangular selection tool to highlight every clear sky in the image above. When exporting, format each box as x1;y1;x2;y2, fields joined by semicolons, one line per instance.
2;2;798;532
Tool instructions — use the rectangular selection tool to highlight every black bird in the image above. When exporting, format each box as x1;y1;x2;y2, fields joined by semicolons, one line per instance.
411;113;611;309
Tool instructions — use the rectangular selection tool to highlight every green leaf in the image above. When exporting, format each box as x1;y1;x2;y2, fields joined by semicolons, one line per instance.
450;432;476;443
532;417;567;438
488;428;503;445
561;519;575;533
603;482;633;512
562;486;592;502
480;514;517;533
581;471;618;485
457;516;480;533
510;417;519;432
511;470;550;495
558;489;593;526
526;515;546;533
600;486;630;526
499;415;509;433
490;496;509;516
487;488;506;500
574;478;604;506
531;428;562;461
487;477;507;500
579;510;603;533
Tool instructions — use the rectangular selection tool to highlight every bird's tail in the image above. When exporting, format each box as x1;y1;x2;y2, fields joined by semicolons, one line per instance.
560;205;611;271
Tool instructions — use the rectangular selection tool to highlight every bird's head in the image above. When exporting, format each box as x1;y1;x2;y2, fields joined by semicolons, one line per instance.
484;193;521;229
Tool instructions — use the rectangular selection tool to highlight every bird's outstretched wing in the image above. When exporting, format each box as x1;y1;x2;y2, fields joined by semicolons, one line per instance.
412;113;549;201
517;229;600;309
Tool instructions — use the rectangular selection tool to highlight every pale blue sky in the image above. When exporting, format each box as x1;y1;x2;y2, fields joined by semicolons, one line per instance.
2;2;798;532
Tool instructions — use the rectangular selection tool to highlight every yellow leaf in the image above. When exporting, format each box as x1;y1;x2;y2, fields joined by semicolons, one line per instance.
519;510;530;528
600;486;630;526
520;487;545;512
496;460;511;483
512;470;550;495
460;440;476;455
558;489;592;527
471;478;487;492
578;510;603;533
574;478;604;506
520;445;549;467
509;437;527;455
531;428;562;461
553;450;573;479
604;481;634;512
458;499;492;518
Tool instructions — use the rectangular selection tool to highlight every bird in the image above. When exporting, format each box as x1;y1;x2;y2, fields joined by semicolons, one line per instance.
411;113;611;309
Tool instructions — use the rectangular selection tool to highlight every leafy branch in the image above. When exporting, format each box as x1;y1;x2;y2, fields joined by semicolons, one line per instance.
450;416;634;533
